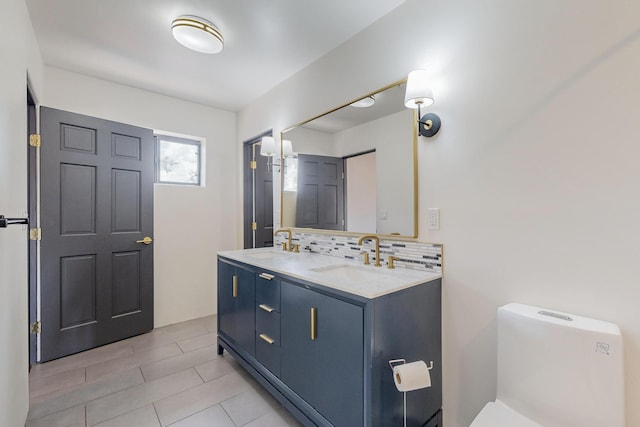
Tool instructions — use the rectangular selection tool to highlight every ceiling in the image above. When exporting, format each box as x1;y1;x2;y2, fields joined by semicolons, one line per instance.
26;0;406;112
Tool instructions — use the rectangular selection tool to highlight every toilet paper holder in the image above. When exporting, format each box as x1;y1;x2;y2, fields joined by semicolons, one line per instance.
388;358;434;427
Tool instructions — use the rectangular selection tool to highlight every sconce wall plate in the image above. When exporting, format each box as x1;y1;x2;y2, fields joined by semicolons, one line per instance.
418;113;441;137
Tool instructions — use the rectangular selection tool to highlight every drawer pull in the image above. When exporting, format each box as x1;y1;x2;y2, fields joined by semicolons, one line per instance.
232;275;238;298
259;333;275;345
259;273;275;280
311;307;317;340
259;304;274;313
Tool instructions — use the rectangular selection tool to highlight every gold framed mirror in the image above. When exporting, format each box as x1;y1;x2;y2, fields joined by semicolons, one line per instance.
280;79;418;238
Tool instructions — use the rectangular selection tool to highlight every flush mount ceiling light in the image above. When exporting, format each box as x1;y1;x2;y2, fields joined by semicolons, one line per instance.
171;15;224;54
404;69;441;137
350;96;375;108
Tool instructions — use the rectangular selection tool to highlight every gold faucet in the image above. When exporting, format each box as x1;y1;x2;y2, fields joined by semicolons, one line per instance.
274;228;293;251
387;255;398;269
357;234;381;267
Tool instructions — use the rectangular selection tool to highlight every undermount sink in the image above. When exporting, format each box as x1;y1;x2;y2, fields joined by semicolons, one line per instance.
309;264;386;281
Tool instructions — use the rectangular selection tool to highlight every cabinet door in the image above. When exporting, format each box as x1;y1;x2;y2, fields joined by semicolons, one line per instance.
280;283;316;403
281;282;364;427
314;292;363;427
218;260;255;356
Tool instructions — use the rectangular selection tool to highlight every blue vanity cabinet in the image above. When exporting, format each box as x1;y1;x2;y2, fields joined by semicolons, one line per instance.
217;259;255;356
217;255;442;427
280;281;364;427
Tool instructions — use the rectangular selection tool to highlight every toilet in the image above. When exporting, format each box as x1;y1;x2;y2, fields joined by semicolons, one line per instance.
470;303;625;427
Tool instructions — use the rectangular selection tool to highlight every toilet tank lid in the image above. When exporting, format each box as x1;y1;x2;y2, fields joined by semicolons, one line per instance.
499;303;621;336
471;401;543;427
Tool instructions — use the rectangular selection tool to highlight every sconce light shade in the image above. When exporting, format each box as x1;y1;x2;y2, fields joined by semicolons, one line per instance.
172;15;224;54
282;140;294;158
260;136;277;157
404;70;434;109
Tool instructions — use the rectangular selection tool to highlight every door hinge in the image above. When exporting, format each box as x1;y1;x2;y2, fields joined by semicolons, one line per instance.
29;134;41;147
30;321;41;335
250;161;257;170
29;228;41;241
342;172;345;179
251;222;257;231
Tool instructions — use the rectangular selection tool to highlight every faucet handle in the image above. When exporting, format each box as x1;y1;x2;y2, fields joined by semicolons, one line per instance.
360;251;370;265
281;242;288;251
387;255;399;269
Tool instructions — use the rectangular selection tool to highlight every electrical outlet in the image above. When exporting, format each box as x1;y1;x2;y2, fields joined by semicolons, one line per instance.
427;208;440;230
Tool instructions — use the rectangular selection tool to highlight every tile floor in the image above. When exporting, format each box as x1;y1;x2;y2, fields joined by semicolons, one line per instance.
27;316;302;427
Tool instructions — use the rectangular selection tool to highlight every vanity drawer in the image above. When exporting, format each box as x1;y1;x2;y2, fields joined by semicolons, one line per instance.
256;309;280;377
256;272;280;311
256;306;280;342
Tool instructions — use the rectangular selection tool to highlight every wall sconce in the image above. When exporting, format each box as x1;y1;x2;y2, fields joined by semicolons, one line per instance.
404;70;441;137
261;137;295;172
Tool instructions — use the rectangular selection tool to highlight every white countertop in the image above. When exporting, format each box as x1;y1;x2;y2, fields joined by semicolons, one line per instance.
218;247;441;299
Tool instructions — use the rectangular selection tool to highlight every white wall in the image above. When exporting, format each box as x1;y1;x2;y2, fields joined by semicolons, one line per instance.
44;67;238;327
238;0;640;425
0;0;43;425
335;110;414;235
345;153;376;233
285;127;336;156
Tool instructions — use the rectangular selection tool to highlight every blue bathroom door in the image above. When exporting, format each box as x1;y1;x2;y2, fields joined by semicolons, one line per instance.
39;107;155;362
243;138;274;248
295;154;345;230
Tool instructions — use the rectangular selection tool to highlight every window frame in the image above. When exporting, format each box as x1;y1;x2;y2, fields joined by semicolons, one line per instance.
154;132;205;187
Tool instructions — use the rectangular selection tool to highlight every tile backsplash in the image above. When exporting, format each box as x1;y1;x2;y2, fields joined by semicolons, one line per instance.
275;232;442;274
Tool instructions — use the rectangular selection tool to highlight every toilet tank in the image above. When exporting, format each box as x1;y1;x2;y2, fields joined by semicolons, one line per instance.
497;303;624;427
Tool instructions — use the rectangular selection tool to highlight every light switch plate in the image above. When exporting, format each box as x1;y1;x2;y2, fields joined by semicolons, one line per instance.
427;208;440;230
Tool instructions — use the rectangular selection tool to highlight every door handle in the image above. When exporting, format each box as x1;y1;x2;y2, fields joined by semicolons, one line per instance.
232;276;238;298
0;215;29;228
310;307;317;340
136;236;153;245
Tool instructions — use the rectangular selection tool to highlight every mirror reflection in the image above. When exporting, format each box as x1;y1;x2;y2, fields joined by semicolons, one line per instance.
280;80;417;237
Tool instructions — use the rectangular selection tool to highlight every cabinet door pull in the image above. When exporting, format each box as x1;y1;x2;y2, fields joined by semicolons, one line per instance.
259;273;275;280
259;333;275;344
259;304;274;313
232;275;238;298
310;307;317;340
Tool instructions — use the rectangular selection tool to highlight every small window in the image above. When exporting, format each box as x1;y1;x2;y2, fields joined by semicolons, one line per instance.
155;134;203;186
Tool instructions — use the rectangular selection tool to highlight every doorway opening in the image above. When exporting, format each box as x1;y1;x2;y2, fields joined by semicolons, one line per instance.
344;150;376;233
